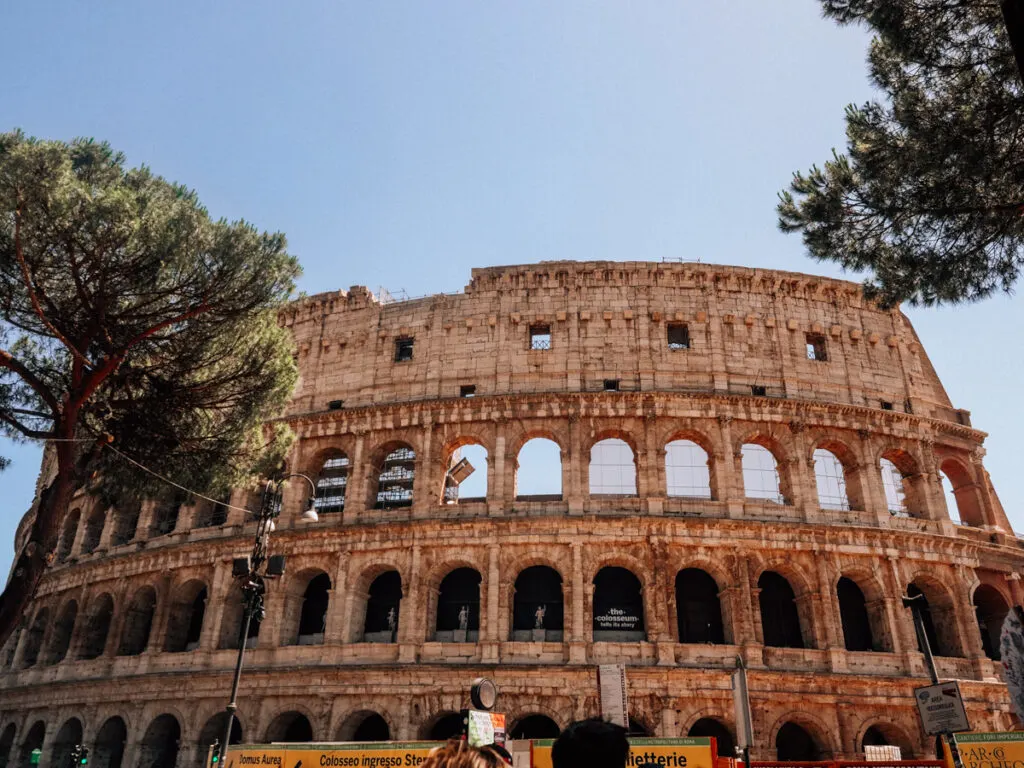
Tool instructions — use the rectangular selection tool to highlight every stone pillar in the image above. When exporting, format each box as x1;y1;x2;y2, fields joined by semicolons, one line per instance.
37;719;59;768
412;423;434;519
146;573;175;654
883;556;919;672
482;545;500;662
785;423;814;517
489;427;507;515
96;506;116;552
398;546;421;662
326;553;351;644
642;413;663;514
344;433;367;525
1006;573;1024;607
566;415;584;514
715;416;742;515
954;565;986;664
202;560;233;652
569;543;587;663
135;501;157;543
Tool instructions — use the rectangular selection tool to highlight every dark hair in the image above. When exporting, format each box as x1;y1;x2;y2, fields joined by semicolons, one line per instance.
552;718;630;768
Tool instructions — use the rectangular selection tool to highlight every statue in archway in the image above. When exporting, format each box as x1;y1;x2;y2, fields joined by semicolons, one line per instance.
534;604;547;630
458;605;469;631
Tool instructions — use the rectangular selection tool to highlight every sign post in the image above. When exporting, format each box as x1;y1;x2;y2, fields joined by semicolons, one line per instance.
732;656;753;767
598;664;628;728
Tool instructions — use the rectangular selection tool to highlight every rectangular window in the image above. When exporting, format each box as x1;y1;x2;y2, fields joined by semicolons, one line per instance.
460;384;476;398
880;400;894;410
805;333;828;362
751;385;767;397
667;323;690;350
603;379;620;392
394;337;414;362
529;324;551;350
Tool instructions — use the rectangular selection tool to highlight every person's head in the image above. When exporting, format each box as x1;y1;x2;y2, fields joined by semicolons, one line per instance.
552;718;630;768
422;740;505;768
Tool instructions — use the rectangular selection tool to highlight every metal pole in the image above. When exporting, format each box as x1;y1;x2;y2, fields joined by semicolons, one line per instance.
218;606;254;764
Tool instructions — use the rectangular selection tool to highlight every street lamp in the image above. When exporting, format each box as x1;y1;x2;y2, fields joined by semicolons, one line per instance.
217;473;317;764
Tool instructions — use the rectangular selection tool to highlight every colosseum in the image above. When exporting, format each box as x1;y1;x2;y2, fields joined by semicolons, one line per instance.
0;260;1020;768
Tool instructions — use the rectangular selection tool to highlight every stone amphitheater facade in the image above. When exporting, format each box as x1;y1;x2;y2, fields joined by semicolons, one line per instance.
0;261;1021;768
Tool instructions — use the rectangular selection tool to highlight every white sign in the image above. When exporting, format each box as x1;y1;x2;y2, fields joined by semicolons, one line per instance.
865;745;902;761
915;681;971;736
732;657;754;750
598;664;628;728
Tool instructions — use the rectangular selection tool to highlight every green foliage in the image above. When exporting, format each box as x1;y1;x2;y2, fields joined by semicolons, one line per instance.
0;129;300;501
778;1;1024;307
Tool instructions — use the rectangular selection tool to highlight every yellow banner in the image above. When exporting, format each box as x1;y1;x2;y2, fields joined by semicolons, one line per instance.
949;732;1024;768
226;742;443;768
530;737;717;768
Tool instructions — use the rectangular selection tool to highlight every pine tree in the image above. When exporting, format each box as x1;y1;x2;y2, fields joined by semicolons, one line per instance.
778;1;1024;307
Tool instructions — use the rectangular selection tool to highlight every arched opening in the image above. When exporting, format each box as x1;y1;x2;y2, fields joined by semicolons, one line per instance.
675;569;724;644
838;577;874;652
776;722;820;761
164;580;208;652
442;443;489;504
149;497;183;537
81;509;106;554
589;438;637;495
374;444;416;509
0;724;16;768
196;713;242;766
666;439;712;499
758;571;804;649
17;722;44;768
194;496;229;528
20;607;48;668
742;444;784;504
974;584;1010;661
57;508;81;562
265;712;314;743
593;566;645;641
861;723;915;758
515;438;562;500
0;629;18;669
688;718;735;758
813;448;850;511
512;566;564;641
908;581;963;658
51;718;83;768
363;571;402;643
880;451;925;517
110;501;141;546
426;713;464;741
338;712;391;742
297;573;331;645
627;718;652;737
118;585;157;656
315;453;349;515
138;715;180;768
219;582;261;650
93;717;128;768
43;600;77;665
510;715;560;740
436;568;481;641
940;460;984;527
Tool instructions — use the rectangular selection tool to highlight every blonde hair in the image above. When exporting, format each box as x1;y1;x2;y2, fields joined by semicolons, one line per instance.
421;740;504;768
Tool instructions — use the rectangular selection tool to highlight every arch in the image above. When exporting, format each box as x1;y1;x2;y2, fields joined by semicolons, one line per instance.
51;718;83;768
149;497;182;537
363;570;402;643
776;721;821;761
589;438;637;495
81;508;106;554
219;582;261;651
110;501;141;546
373;443;416;510
196;713;242;766
813;448;850;511
666;439;712;499
758;571;804;649
20;607;48;668
17;721;44;768
593;566;645;641
860;721;916;758
164;579;208;653
93;716;128;768
297;573;331;645
940;458;984;527
315;451;350;516
510;715;560;740
974;584;1010;661
265;711;314;743
838;577;875;652
193;496;230;529
628;717;652;737
675;568;724;644
436;567;481;641
515;437;563;500
512;566;564;639
57;508;81;562
423;713;464;741
0;723;15;768
442;441;489;504
43;599;78;665
908;580;963;658
118;585;157;656
337;712;391;742
688;718;735;758
138;714;181;768
879;449;925;517
741;443;785;504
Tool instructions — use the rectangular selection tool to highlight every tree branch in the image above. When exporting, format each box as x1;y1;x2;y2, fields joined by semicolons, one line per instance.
0;410;55;440
0;347;60;415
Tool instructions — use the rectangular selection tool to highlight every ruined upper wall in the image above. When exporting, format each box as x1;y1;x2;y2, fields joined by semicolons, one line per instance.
279;261;961;423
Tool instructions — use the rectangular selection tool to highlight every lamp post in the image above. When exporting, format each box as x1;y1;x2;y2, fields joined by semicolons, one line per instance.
217;474;318;764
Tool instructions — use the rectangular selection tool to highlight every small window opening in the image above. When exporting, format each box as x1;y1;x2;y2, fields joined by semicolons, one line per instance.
751;385;767;397
529;324;551;350
667;323;690;350
806;333;828;362
460;385;476;398
603;379;620;392
327;399;344;410
394;337;414;362
880;401;894;411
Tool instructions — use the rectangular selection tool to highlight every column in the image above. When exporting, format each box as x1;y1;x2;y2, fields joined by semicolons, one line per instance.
785;423;814;518
884;556;918;673
482;545;500;662
642;413;663;514
398;546;421;662
201;560;233;652
569;544;587;663
488;426;507;515
135;501;157;543
343;433;365;525
566;415;584;514
327;553;351;644
412;422;434;519
715;416;742;516
146;573;175;654
38;719;59;768
96;506;116;551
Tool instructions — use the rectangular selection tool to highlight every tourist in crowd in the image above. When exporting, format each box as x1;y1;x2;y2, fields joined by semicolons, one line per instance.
421;740;508;768
552;718;630;768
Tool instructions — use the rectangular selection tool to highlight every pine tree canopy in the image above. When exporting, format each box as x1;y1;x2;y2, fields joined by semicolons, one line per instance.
778;1;1024;307
0;130;300;647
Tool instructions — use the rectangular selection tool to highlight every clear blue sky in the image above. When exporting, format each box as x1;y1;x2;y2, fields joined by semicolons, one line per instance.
2;1;1021;578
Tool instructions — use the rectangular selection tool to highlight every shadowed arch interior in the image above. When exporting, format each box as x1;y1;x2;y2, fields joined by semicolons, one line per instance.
427;713;464;741
675;568;724;644
974;584;1010;661
510;715;560;740
265;712;313;743
17;722;45;768
118;586;157;656
776;722;820;761
363;570;402;641
93;717;128;768
57;509;81;562
436;567;481;638
43;600;78;665
593;566;645;641
688;718;735;758
164;580;208;653
338;712;391;742
758;571;804;649
138;715;180;768
838;577;874;652
512;566;564;636
20;608;48;668
0;724;15;768
51;719;83;768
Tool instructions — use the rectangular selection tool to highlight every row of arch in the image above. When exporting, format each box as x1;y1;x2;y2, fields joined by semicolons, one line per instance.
8;560;1011;671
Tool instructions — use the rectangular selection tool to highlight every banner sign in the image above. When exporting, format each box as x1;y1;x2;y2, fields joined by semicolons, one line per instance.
530;737;717;768
950;732;1024;768
915;681;971;736
599;664;629;728
594;607;642;631
226;742;443;768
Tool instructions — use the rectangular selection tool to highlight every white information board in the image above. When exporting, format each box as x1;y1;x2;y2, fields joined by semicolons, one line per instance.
598;664;628;728
915;681;971;736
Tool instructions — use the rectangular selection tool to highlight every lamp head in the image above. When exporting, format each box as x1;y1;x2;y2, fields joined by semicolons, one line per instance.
300;499;319;523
